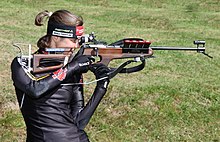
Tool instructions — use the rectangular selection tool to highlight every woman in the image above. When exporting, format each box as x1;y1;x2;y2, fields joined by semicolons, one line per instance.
11;10;110;142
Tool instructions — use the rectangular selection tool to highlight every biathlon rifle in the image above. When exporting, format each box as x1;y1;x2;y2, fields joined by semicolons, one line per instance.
13;32;212;79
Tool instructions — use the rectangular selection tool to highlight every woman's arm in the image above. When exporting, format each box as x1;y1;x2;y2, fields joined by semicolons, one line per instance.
69;75;85;117
11;55;92;99
73;63;110;130
11;57;63;99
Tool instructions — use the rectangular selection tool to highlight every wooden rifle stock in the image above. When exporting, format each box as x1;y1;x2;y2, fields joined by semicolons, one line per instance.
32;48;72;73
33;54;69;73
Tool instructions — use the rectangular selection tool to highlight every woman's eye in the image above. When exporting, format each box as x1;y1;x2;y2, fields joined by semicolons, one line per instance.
70;38;77;43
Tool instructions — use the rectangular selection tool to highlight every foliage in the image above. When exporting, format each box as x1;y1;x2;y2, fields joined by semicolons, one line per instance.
0;0;219;141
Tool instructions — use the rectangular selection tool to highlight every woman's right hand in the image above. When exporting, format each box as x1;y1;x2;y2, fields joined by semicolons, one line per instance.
67;55;94;74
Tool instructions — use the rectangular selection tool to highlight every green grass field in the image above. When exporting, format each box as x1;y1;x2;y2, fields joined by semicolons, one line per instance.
0;0;220;141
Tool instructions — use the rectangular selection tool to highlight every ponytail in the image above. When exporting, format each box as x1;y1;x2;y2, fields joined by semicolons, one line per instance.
35;10;53;48
35;10;51;26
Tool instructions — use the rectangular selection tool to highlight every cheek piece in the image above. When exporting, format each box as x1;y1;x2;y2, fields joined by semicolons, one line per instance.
47;22;84;38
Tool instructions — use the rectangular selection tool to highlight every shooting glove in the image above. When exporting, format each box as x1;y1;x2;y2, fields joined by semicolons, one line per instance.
64;55;94;80
89;63;110;89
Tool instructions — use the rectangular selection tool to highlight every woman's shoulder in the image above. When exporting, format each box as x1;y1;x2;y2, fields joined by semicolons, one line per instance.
11;57;20;68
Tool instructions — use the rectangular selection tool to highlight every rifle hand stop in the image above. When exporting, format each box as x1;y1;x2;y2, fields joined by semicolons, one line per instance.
194;40;213;58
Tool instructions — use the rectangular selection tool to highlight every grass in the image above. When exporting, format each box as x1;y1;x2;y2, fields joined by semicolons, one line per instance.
0;0;220;141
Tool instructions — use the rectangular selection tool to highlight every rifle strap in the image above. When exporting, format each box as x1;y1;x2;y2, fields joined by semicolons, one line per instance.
61;58;146;86
108;57;145;79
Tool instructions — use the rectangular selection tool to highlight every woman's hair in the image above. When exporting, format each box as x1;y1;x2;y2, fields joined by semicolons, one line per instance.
35;10;83;49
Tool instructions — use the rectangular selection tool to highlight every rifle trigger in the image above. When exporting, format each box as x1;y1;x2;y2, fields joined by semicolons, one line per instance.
94;47;98;56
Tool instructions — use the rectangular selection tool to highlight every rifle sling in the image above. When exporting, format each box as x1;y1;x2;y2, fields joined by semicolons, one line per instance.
108;59;145;79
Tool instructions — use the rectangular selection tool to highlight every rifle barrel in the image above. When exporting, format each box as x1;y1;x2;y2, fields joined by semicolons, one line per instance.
150;46;205;52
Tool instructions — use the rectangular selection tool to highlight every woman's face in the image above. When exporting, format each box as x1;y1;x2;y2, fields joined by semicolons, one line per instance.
51;36;80;54
55;37;79;49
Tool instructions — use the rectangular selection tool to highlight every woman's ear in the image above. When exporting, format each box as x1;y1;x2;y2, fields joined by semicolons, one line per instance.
50;36;60;48
51;36;59;41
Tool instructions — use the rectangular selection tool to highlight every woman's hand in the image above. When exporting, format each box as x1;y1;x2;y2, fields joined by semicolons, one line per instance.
89;63;111;89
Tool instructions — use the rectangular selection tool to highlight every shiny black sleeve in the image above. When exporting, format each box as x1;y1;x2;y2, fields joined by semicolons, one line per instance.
69;75;85;118
11;57;62;99
74;84;108;130
70;86;85;117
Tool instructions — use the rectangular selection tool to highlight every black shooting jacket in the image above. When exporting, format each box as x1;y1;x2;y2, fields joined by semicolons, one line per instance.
11;57;107;142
